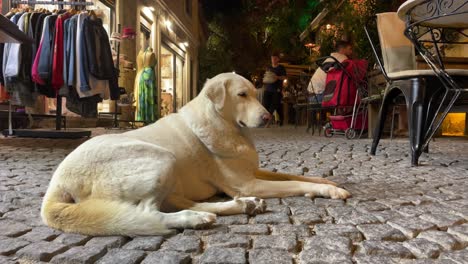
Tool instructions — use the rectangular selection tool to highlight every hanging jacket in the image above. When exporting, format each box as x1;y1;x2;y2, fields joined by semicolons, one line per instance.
4;13;35;107
0;13;16;85
51;13;71;91
31;14;58;97
74;13;111;99
82;17;119;100
37;14;58;83
3;13;28;79
66;14;78;87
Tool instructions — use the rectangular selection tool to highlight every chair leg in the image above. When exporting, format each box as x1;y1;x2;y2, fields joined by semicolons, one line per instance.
390;105;396;140
309;109;315;135
294;107;298;128
423;143;429;153
403;78;429;166
370;96;393;155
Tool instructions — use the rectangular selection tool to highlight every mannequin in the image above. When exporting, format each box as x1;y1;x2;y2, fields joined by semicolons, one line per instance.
134;47;157;123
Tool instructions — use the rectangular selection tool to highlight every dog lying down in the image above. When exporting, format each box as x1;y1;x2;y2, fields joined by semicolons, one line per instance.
41;73;351;236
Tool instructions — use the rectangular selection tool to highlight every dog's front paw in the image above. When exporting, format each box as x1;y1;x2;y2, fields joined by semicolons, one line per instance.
329;187;351;199
180;211;217;229
304;185;351;199
237;197;267;215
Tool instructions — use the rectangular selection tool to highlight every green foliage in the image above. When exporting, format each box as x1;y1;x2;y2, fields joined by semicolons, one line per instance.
199;0;322;88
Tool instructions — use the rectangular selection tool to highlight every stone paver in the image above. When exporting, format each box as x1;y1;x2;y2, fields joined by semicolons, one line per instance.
1;127;468;263
299;248;353;264
205;234;250;248
16;241;69;262
358;240;414;258
417;230;463;251
303;236;352;254
249;249;292;264
448;224;468;244
141;251;190;264
314;223;363;242
229;224;269;235
160;235;200;253
54;233;91;247
122;236;164;251
253;212;290;224
216;215;249;225
387;216;437;238
252;235;296;252
357;224;407;241
440;248;468;263
96;249;146;264
19;226;61;242
0;237;30;256
199;247;246;264
50;246;107;264
402;238;442;258
85;236;128;250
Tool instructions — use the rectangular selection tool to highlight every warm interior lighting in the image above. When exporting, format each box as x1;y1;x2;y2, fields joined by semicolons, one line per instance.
326;24;332;30
164;20;172;31
148;6;155;11
442;113;466;136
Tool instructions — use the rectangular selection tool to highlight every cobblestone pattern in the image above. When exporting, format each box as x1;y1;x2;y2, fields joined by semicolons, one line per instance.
1;127;468;263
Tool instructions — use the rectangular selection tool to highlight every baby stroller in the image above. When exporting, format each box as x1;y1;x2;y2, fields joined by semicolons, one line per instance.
317;56;369;139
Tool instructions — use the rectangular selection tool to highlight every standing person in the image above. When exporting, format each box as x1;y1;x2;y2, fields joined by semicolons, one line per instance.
307;40;353;102
263;52;287;126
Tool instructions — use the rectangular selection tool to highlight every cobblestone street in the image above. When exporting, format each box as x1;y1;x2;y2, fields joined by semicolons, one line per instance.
1;127;468;264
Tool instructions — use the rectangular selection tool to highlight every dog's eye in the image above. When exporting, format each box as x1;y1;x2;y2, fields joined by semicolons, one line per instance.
238;92;247;97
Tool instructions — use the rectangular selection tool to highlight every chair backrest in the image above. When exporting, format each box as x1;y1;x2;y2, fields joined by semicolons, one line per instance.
377;12;417;74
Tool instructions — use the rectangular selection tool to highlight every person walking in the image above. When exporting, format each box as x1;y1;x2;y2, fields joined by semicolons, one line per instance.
263;52;287;126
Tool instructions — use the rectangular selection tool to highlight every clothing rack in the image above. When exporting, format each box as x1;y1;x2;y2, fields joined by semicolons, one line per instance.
3;0;93;138
11;1;94;6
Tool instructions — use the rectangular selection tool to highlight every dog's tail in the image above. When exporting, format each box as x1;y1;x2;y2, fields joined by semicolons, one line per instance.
41;187;174;236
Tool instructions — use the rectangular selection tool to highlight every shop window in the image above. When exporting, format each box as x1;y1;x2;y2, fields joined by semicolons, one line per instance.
161;44;185;116
161;46;174;117
175;56;184;111
88;0;114;35
442;113;466;136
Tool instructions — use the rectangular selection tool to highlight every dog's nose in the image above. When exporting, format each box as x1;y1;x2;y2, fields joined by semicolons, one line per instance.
262;113;272;122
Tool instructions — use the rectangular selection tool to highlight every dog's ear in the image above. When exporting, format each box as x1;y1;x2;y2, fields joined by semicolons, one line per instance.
205;79;230;111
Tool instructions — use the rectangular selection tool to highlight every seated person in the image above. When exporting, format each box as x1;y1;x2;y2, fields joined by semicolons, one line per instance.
307;40;354;103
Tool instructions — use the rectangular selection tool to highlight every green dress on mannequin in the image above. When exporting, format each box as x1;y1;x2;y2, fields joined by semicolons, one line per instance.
135;47;157;123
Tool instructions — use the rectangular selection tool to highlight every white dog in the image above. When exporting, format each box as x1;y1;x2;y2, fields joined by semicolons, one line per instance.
41;73;350;236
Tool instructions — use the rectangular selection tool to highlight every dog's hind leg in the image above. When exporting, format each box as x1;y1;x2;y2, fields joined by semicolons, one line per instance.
165;195;267;216
255;169;338;186
42;194;216;236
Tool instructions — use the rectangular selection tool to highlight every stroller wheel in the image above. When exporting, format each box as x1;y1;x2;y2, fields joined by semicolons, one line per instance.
345;128;356;139
324;123;333;138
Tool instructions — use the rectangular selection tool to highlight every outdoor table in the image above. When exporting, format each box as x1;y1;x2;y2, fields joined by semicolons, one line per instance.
396;0;468;164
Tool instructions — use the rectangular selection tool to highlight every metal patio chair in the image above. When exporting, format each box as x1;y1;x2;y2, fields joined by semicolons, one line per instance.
365;5;468;166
